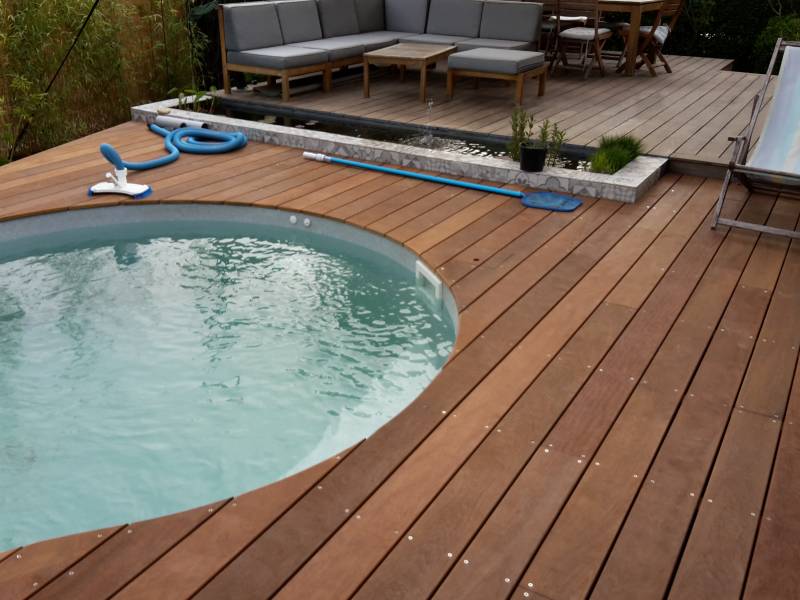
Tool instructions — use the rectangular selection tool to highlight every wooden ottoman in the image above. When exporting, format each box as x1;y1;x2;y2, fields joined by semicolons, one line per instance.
446;48;547;105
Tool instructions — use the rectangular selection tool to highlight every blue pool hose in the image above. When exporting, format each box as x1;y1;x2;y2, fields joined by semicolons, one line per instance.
100;123;248;172
302;152;582;212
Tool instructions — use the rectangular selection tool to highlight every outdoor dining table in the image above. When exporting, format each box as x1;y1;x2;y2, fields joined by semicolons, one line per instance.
598;0;663;76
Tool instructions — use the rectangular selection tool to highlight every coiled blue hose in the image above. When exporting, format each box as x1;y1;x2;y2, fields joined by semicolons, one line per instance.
100;123;247;171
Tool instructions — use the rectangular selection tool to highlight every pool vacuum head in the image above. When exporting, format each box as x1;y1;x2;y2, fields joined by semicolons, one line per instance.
88;167;152;200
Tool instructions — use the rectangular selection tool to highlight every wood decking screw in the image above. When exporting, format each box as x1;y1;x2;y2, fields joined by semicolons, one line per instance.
442;410;447;414
598;368;604;372
356;515;361;519
528;582;534;588
577;459;583;464
595;462;600;466
15;554;21;560
344;508;350;513
524;593;530;598
448;553;454;558
127;529;133;534
485;425;490;429
751;512;757;517
690;492;695;497
317;485;323;490
497;429;502;433
463;559;470;565
32;583;38;588
544;448;550;453
707;498;713;503
232;502;238;507
97;533;102;538
208;508;213;513
505;578;511;583
408;535;413;541
650;479;655;484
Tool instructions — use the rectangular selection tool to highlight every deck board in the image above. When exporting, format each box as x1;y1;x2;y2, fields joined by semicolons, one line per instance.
220;56;760;165
0;123;798;600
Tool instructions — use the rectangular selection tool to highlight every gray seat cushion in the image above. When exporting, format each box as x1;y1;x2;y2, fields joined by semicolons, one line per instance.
290;38;365;60
427;0;484;38
223;2;283;51
354;0;385;32
642;24;669;45
331;31;404;51
559;27;611;41
404;33;471;45
479;0;542;43
228;46;328;70
385;0;428;34
456;38;534;52
448;48;545;74
276;0;323;44
317;0;360;38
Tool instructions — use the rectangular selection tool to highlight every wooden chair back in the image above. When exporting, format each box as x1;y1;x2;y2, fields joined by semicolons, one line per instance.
660;0;685;30
554;0;601;32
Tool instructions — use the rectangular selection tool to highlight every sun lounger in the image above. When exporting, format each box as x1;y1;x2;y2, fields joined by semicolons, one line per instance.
713;38;800;238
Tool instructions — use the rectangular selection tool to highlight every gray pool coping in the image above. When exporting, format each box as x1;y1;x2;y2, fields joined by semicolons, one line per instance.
132;97;667;203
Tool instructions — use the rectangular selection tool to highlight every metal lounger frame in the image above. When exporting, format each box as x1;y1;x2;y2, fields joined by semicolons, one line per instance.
712;38;800;239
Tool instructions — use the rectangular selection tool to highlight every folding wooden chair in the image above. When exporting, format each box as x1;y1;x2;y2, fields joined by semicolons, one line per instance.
550;0;612;78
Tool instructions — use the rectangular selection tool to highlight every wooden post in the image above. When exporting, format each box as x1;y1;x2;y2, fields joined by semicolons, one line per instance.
217;6;231;94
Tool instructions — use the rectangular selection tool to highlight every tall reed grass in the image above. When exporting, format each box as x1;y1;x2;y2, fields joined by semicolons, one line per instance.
0;0;207;162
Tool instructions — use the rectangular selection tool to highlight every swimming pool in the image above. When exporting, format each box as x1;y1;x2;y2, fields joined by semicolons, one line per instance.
0;205;456;549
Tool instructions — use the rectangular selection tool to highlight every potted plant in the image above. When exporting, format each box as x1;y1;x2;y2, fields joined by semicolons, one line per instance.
508;107;538;171
519;119;548;172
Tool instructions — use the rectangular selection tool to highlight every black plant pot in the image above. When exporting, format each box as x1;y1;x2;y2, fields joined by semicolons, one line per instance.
519;142;547;172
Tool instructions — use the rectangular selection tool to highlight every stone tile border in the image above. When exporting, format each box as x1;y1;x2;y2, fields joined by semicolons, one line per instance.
132;97;667;203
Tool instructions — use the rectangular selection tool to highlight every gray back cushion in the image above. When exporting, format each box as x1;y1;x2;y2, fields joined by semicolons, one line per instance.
479;0;542;43
223;2;283;51
385;0;429;34
427;0;483;37
354;0;384;32
318;0;360;37
276;0;323;44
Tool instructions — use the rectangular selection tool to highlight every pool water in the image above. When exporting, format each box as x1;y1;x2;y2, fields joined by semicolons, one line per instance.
0;217;454;549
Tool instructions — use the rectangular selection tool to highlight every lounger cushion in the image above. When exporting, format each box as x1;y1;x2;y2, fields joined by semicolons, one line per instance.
448;48;545;75
404;33;471;45
559;27;612;41
317;0;360;38
223;2;283;51
227;46;328;70
276;0;323;44
427;0;484;38
385;0;428;34
479;0;542;43
332;31;409;51
290;38;365;61
354;0;385;32
456;38;534;52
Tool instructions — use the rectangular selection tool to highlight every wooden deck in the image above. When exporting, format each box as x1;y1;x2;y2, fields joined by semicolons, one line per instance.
1;121;799;600
223;55;768;167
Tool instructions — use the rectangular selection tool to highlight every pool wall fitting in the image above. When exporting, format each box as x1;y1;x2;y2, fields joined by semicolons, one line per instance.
132;98;667;203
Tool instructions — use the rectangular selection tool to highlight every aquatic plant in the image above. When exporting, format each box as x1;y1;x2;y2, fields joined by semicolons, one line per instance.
590;135;643;174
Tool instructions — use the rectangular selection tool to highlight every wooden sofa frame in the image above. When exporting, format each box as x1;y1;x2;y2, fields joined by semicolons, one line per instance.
446;64;547;105
218;6;362;101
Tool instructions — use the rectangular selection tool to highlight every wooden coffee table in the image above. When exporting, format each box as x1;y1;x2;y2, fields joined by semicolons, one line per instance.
363;43;457;102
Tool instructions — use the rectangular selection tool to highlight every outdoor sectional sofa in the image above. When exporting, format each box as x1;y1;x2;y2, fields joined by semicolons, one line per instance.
219;0;544;100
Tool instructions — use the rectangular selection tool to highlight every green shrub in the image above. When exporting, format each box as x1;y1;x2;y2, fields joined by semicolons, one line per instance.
754;15;800;73
590;135;642;174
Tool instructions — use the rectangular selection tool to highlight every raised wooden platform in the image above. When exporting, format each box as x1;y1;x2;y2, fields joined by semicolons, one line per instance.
0;122;798;599
223;55;767;168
